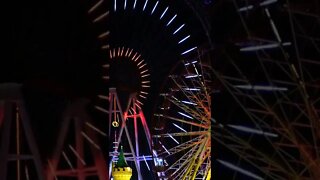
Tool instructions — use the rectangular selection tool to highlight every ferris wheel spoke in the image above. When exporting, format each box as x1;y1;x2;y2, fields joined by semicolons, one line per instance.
154;114;208;129
156;135;205;157
213;126;296;177
155;131;208;138
164;96;209;125
166;144;200;170
181;136;210;180
167;142;209;179
169;74;207;103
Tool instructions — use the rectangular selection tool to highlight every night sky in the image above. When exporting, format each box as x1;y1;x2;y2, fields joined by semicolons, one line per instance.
1;0;106;159
1;0;216;179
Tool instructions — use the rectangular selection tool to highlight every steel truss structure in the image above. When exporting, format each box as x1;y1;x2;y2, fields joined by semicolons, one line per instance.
46;99;108;180
104;88;153;180
212;0;320;179
0;83;44;180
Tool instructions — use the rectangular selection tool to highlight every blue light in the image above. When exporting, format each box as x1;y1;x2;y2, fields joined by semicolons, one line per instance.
166;14;177;26
178;111;193;119
151;1;159;15
173;24;185;35
172;123;187;132
160;7;169;19
143;0;149;11
181;47;197;55
178;35;190;44
133;0;137;9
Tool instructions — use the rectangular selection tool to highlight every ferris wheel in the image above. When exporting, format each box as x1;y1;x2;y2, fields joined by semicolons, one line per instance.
151;50;212;179
86;0;209;179
212;0;320;179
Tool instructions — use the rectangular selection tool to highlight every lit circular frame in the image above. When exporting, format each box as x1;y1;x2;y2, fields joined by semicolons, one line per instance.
107;47;151;107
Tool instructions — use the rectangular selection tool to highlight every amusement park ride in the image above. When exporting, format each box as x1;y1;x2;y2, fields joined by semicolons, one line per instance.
4;0;320;179
0;0;212;179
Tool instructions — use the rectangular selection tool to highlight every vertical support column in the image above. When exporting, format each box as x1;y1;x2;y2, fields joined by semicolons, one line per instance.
18;101;45;180
133;102;140;175
75;118;85;180
108;88;143;180
0;84;45;180
0;101;13;179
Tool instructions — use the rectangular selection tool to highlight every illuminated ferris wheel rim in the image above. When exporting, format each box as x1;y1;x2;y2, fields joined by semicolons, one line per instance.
107;46;151;106
152;57;211;179
89;0;199;57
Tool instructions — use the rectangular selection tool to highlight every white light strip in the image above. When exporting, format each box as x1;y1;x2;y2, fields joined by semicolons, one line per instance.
168;134;179;144
234;85;288;91
88;0;104;13
85;122;107;136
143;155;151;171
140;91;148;94
260;0;278;6
217;159;264;180
139;94;147;99
141;74;150;77
143;0;149;11
181;47;197;55
161;144;170;155
173;123;187;132
137;60;145;66
133;0;137;9
114;0;117;11
173;24;185;35
25;166;30;180
151;1;159;15
121;47;124;56
184;60;197;66
160;7;169;19
240;42;291;51
69;145;86;165
138;63;147;69
124;0;127;9
166;14;177;26
238;5;254;12
152;150;158;157
238;0;277;12
134;54;141;62
98;31;110;39
185;74;202;78
178;35;190;44
227;124;278;137
109;50;113;59
136;99;143;105
81;131;101;150
178;112;193;119
95;105;109;113
184;88;200;91
265;8;281;42
62;151;74;170
141;69;148;74
193;64;199;75
181;100;197;105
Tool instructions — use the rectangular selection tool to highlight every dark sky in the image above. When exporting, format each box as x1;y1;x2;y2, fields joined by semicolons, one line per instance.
0;0;216;179
1;0;107;159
